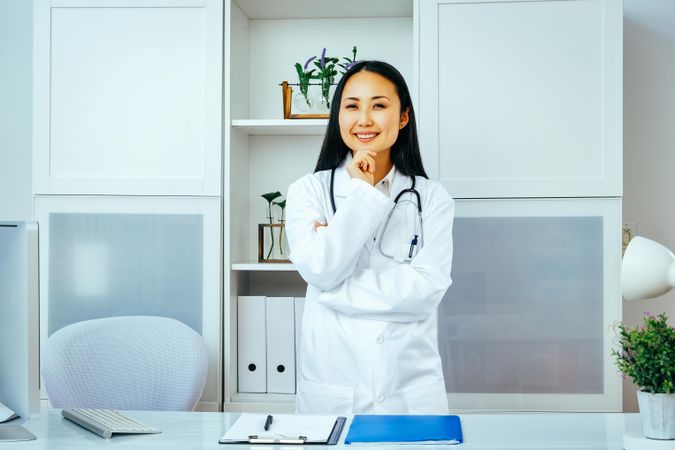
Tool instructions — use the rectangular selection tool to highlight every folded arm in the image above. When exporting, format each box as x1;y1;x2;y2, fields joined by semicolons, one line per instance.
316;195;455;322
286;175;393;291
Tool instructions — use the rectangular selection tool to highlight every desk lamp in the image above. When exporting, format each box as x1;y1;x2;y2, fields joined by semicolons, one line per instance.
620;236;675;449
622;236;675;301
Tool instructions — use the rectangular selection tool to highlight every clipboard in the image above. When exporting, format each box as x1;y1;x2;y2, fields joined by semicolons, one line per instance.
219;413;346;445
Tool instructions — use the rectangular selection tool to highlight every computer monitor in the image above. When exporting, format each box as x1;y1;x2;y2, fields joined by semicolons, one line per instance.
0;221;40;418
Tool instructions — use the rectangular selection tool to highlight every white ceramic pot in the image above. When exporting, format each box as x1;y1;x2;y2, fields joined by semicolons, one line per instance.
637;391;675;440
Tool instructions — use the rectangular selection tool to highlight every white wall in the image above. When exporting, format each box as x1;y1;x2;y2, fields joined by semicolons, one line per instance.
623;0;675;412
0;0;33;221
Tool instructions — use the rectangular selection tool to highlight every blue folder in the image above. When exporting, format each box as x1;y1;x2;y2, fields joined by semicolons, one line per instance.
344;415;463;445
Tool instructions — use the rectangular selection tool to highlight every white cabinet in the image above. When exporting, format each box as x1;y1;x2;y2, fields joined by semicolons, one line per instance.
419;0;622;198
441;198;622;411
33;0;222;195
32;0;224;411
223;0;623;413
34;195;221;410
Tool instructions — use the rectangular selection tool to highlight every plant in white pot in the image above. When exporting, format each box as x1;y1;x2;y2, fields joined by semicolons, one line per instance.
613;312;675;440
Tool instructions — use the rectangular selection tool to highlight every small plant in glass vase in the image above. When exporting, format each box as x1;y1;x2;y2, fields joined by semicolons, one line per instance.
293;56;316;112
282;46;359;119
313;46;360;112
613;312;675;439
313;48;339;112
259;191;290;263
273;199;287;257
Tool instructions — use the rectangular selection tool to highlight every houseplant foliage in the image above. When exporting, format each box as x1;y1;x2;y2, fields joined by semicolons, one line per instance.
261;191;282;260
613;312;674;394
613;312;675;439
294;46;359;108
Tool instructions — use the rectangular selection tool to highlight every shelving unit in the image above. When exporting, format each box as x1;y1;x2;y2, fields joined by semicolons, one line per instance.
224;0;623;413
223;0;416;412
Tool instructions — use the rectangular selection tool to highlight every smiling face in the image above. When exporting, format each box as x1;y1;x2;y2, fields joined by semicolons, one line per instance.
338;70;409;157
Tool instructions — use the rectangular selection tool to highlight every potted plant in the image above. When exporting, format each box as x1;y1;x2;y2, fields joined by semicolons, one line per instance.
613;312;675;439
259;191;290;263
282;46;359;119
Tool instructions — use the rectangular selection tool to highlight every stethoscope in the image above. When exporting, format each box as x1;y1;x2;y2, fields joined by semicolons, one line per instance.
330;168;424;261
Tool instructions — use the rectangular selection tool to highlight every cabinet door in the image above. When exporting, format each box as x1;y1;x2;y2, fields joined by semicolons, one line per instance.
33;0;222;195
34;196;221;410
419;0;622;198
440;198;621;411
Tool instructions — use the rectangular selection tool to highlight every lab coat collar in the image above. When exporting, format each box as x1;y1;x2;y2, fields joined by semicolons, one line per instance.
332;153;406;198
377;165;396;195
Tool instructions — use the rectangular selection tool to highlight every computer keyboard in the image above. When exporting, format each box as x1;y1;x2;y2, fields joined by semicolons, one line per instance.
62;408;161;439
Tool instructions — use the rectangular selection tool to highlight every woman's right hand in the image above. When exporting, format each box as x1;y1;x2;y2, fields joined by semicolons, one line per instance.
346;151;377;185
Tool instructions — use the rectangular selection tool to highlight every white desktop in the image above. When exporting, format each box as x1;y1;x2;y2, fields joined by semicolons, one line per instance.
0;221;40;420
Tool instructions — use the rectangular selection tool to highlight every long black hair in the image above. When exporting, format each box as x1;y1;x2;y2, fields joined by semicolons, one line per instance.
313;60;428;178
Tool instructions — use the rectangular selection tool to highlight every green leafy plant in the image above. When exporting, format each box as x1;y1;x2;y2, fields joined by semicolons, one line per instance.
261;191;282;259
294;46;359;109
273;199;287;255
338;46;359;75
295;56;316;107
314;47;339;108
612;312;675;393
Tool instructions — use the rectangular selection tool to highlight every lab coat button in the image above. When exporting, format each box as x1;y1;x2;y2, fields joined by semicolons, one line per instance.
376;336;383;344
376;394;385;402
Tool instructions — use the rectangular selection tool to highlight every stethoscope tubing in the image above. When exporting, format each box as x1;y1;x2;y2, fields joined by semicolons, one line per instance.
329;168;424;260
329;168;420;215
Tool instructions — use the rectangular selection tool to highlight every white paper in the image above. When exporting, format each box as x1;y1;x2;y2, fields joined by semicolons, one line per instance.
221;413;338;442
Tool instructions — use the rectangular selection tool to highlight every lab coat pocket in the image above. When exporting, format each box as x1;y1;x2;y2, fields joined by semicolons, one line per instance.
296;380;354;414
403;381;448;414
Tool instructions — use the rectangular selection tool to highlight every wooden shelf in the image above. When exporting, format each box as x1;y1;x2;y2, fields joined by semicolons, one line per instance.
231;119;327;136
231;262;297;271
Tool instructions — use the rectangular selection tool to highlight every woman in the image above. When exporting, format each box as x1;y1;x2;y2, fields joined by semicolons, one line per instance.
285;61;454;414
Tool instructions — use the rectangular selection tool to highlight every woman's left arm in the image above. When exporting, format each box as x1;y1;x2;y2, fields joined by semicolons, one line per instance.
316;190;455;323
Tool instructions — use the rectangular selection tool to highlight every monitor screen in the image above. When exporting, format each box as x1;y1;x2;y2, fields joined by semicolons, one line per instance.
0;222;40;419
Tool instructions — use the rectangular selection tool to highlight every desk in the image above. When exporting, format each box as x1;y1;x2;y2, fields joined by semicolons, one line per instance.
13;406;644;449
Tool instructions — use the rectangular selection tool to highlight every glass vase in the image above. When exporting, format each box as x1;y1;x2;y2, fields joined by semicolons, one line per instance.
258;223;289;263
293;91;314;112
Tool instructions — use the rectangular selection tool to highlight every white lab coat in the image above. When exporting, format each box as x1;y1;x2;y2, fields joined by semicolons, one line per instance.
285;157;454;415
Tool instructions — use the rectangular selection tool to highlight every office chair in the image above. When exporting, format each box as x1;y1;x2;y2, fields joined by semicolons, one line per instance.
41;316;208;411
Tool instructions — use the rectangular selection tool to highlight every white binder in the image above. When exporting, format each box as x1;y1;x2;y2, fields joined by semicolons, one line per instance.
265;297;296;394
294;297;305;378
237;296;267;393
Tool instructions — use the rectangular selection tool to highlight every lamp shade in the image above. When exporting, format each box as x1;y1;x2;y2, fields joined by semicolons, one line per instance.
621;236;675;301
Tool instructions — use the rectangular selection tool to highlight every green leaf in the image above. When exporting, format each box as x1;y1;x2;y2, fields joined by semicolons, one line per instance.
261;191;282;203
273;199;286;209
612;313;675;393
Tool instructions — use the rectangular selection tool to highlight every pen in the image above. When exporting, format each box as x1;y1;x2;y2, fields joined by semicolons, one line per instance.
264;414;273;431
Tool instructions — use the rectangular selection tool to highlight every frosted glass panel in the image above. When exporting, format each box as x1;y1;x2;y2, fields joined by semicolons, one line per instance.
439;217;604;394
48;213;203;335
